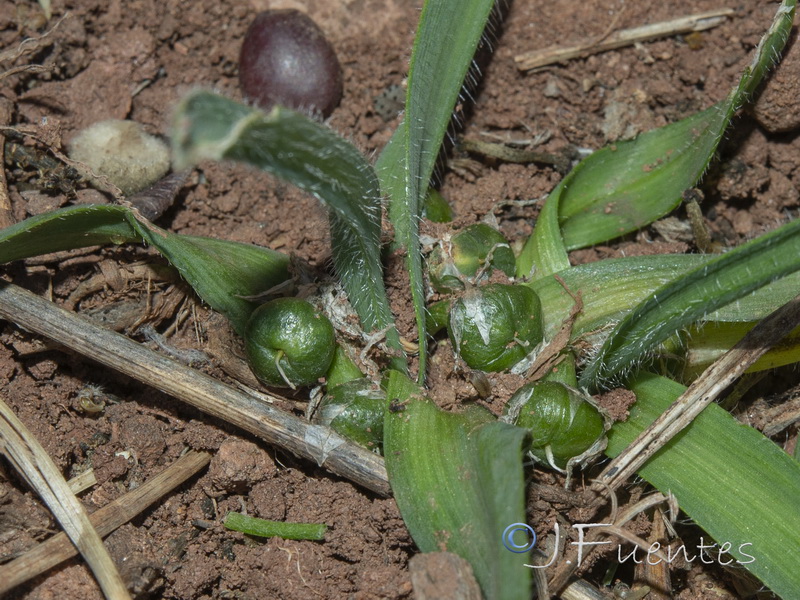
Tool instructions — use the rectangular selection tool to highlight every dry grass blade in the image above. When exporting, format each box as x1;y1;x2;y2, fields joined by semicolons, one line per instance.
593;292;800;494
0;281;390;496
633;506;672;600
0;397;132;600
515;9;734;71
0;450;211;595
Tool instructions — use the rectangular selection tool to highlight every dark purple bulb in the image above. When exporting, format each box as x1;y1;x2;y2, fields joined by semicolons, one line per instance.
239;10;343;118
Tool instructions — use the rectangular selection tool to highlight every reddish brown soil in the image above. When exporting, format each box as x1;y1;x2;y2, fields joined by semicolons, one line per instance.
0;0;798;599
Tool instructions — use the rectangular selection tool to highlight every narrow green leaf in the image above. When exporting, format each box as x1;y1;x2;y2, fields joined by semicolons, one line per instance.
683;320;800;377
559;0;794;249
579;217;800;389
526;254;800;344
376;125;407;244
224;512;327;541
0;204;290;334
607;373;800;598
529;254;707;340
404;0;496;203
515;179;569;280
0;204;141;259
378;123;428;381
378;0;496;381
558;105;724;249
517;0;796;276
172;90;404;359
384;371;531;600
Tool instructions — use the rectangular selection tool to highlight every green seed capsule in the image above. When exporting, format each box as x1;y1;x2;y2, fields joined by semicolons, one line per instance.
448;283;543;372
429;224;516;293
314;379;385;452
245;298;336;388
506;381;605;469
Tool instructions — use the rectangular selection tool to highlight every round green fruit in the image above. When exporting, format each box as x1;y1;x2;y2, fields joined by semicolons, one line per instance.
314;379;385;452
507;381;605;469
448;283;542;372
245;298;336;388
429;223;515;293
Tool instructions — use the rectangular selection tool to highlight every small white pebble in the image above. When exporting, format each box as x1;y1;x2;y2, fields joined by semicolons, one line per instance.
68;119;170;195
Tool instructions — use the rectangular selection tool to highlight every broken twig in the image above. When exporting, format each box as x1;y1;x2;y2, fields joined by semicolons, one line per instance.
0;450;210;596
515;9;734;71
0;396;131;600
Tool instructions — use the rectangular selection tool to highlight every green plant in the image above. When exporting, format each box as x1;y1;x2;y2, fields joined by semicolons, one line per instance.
428;223;516;292
504;381;606;471
314;378;385;452
2;0;800;598
448;283;543;372
244;297;336;388
224;511;327;541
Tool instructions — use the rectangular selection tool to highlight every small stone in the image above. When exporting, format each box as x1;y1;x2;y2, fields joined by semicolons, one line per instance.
20;190;63;216
732;210;753;236
543;76;561;98
239;10;343;118
68;119;170;195
206;438;276;495
73;188;110;206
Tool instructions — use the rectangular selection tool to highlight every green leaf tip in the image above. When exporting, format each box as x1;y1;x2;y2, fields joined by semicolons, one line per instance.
379;0;499;382
171;89;256;170
519;0;796;279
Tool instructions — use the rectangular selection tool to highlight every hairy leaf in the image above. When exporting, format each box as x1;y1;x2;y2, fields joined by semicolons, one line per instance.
517;0;796;278
579;216;800;389
560;0;795;248
377;0;498;381
525;254;800;344
0;204;289;334
173;90;404;359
